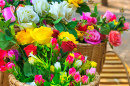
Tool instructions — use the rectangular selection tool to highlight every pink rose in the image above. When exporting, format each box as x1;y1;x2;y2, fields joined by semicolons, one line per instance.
82;75;88;84
80;12;97;25
35;75;45;85
8;50;14;57
51;38;57;46
50;74;54;81
0;0;5;9
86;69;89;75
80;55;85;63
84;29;101;45
5;62;15;70
103;10;116;22
123;22;129;30
74;52;81;59
66;55;74;64
69;67;76;76
72;18;76;21
2;6;16;23
74;72;81;83
108;30;122;47
86;68;96;75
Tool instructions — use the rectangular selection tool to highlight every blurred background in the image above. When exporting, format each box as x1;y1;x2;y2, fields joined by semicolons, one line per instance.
75;0;130;67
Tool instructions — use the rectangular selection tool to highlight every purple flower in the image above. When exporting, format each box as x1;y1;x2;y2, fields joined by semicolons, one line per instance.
12;50;20;61
84;29;101;45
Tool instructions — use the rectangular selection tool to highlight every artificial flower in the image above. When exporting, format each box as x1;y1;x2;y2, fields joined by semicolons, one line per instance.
86;68;96;75
91;61;97;68
32;26;53;45
103;10;116;22
50;65;54;72
79;55;85;63
0;0;5;9
61;41;77;53
50;74;54;81
51;38;57;46
12;50;19;61
74;72;81;83
69;67;76;76
0;59;6;67
23;44;37;57
16;29;34;45
49;1;76;22
28;57;36;65
32;0;50;17
0;66;7;72
68;0;83;7
78;23;87;32
74;60;82;68
74;52;81;59
123;22;129;30
2;6;16;23
66;55;74;64
58;32;78;44
54;62;61;73
72;18;76;21
82;75;88;84
76;30;84;41
8;50;15;61
108;30;122;47
0;49;7;59
52;30;60;38
100;33;107;41
5;62;15;70
20;23;34;30
80;12;97;25
17;6;39;24
34;75;45;86
87;25;94;30
84;29;101;45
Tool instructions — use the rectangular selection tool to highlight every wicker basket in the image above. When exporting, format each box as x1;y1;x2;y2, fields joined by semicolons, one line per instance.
76;42;107;74
8;72;100;86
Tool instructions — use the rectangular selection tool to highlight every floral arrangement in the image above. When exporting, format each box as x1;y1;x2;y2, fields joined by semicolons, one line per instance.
0;25;97;86
73;6;130;48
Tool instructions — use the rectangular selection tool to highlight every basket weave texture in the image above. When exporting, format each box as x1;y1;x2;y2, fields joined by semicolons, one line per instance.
8;72;100;86
76;42;107;74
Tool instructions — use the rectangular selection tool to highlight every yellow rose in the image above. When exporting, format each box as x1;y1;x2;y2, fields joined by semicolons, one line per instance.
31;26;53;45
50;65;54;72
68;0;83;7
87;25;94;30
16;29;34;45
58;32;78;44
91;61;97;68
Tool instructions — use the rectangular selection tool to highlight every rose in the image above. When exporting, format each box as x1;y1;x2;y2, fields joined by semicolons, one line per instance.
0;49;7;59
123;22;129;30
100;33;107;41
0;0;5;9
86;68;96;75
68;0;83;7
72;18;76;21
66;55;74;64
108;30;122;47
2;6;16;23
103;10;116;22
49;1;76;22
84;29;101;45
80;12;97;25
61;41;76;53
24;44;37;57
77;23;87;32
74;72;81;83
82;75;88;84
32;26;53;45
17;6;39;24
0;66;7;72
34;75;45;86
51;38;57;46
32;0;49;17
80;55;85;63
52;30;59;38
74;52;81;59
20;23;34;30
16;29;34;45
5;62;15;70
0;59;6;67
69;67;76;76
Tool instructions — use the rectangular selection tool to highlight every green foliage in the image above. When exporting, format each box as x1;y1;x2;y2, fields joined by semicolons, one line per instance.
54;23;65;32
53;17;62;24
100;24;110;35
44;82;50;86
66;21;78;29
94;6;98;14
108;21;115;30
68;29;78;39
52;73;60;84
90;13;98;17
52;0;63;3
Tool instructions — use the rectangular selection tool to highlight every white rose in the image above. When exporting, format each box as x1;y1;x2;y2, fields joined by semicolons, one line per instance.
32;0;50;17
17;6;39;24
49;1;76;22
20;23;34;30
54;62;61;70
74;60;82;68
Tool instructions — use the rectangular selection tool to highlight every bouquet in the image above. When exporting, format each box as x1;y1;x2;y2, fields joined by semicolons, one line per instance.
73;6;129;48
0;25;97;86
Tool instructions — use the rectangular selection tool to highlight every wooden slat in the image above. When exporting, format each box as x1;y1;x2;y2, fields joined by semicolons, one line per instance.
99;84;129;86
102;69;126;73
100;79;128;84
105;60;122;64
103;65;124;69
106;57;120;60
106;53;117;57
100;73;127;78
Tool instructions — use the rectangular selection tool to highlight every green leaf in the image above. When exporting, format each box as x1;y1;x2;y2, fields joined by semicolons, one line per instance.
100;24;110;35
53;17;62;24
0;21;4;29
23;61;33;77
68;29;78;39
90;13;98;17
52;74;59;84
108;21;115;30
10;25;15;36
109;43;113;49
44;82;50;86
66;21;78;29
94;6;98;14
76;8;83;15
23;76;34;82
54;23;65;32
4;19;11;28
13;1;19;7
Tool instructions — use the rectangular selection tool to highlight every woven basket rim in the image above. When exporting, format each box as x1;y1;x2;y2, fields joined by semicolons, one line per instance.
8;72;100;86
77;42;107;46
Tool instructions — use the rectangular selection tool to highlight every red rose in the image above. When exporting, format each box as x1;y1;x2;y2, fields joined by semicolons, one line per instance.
77;23;87;32
100;33;107;41
61;41;76;53
23;44;37;57
52;30;59;38
0;59;6;67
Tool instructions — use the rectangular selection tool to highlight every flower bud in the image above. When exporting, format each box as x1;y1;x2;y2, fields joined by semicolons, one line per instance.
54;62;61;73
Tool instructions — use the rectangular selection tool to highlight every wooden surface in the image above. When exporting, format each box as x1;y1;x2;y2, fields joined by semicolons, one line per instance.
99;52;129;86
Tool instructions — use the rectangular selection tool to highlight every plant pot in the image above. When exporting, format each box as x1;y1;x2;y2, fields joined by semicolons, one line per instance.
76;42;107;74
8;72;100;86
